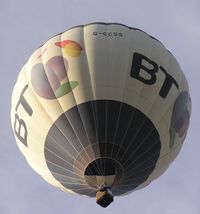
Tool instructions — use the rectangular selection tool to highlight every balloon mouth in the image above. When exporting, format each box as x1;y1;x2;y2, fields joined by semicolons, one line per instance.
84;158;118;208
84;157;123;189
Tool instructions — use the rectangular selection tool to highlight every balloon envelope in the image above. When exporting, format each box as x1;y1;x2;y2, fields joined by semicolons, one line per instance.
11;23;191;200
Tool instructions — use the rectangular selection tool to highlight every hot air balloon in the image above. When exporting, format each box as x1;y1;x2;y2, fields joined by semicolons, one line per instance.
11;23;191;208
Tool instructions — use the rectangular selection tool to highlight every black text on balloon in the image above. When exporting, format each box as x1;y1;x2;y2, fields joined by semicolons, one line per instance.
14;84;32;147
130;53;179;98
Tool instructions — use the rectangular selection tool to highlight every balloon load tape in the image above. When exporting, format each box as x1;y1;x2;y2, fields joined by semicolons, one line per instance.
96;186;114;208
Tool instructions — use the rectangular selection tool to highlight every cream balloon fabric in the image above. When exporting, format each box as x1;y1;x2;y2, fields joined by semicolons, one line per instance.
11;23;191;197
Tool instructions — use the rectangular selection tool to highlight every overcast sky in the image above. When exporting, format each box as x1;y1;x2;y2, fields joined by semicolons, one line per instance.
1;0;200;213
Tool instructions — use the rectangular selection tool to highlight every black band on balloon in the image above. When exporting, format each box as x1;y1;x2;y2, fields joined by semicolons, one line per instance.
44;100;161;196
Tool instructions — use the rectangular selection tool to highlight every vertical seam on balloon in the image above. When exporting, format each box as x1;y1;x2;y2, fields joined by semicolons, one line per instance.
121;54;184;168
120;112;183;185
32;44;90;187
122;140;182;185
119;36;174;174
122;139;160;169
103;24;109;176
120;112;161;168
105;100;108;174
82;28;103;177
56;34;93;170
109;26;132;181
117;29;141;160
114;37;160;188
58;33;92;169
82;26;103;177
45;159;85;180
166;53;185;151
125;33;156;161
39;39;89;170
139;52;185;159
38;43;81;155
91;101;104;176
110;27;136;169
110;29;185;194
23;65;86;191
110;26;131;163
122;137;160;168
45;132;88;178
118;129;161;188
149;51;185;151
25;47;87;179
124;153;160;178
121;91;180;170
59;29;102;178
44;145;84;175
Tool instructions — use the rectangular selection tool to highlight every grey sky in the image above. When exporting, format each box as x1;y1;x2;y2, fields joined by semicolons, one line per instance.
0;0;199;213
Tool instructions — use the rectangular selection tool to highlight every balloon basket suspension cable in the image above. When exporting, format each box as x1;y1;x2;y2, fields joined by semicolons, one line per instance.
96;185;114;208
